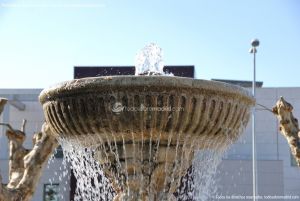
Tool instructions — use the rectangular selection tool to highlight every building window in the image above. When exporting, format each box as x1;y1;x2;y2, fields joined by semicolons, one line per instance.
44;183;59;201
291;152;297;166
54;145;63;158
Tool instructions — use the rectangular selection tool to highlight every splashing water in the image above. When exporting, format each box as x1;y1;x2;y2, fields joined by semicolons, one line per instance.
135;43;164;75
59;138;114;201
192;150;224;201
175;133;234;201
46;148;71;200
57;132;235;201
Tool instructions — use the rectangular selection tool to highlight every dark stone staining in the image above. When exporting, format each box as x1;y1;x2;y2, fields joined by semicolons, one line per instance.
75;98;91;134
145;95;153;130
79;98;93;134
96;97;106;132
199;100;216;135
209;99;216;119
92;96;104;133
133;95;141;133
121;96;128;107
119;95;131;131
134;95;141;108
109;96;116;108
54;102;70;135
228;104;240;130
165;95;175;132
140;95;147;131
240;107;249;127
106;96;120;133
183;97;197;133
214;128;223;136
159;95;171;131
175;96;186;132
215;101;224;124
223;102;232;124
61;100;80;135
46;105;61;134
156;95;164;129
70;98;88;134
206;100;223;135
86;98;100;134
193;98;207;134
232;106;247;137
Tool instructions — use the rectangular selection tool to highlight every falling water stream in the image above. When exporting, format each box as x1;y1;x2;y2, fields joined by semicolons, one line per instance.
58;129;237;200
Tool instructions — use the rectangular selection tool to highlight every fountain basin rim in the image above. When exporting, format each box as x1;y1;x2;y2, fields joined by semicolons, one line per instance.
39;75;255;105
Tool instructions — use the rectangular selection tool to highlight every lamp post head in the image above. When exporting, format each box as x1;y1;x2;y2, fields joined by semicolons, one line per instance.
249;39;259;53
251;39;260;47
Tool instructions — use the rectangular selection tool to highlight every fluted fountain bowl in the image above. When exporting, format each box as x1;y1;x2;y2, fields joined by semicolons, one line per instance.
39;76;254;200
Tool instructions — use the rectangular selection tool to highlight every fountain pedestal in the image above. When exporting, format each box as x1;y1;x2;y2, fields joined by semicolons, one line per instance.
96;143;194;200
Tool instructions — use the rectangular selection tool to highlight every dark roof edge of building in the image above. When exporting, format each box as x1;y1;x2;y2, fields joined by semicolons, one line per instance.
74;65;195;68
212;79;263;88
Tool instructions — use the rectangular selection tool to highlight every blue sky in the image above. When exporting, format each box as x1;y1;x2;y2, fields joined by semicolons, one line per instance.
0;0;299;88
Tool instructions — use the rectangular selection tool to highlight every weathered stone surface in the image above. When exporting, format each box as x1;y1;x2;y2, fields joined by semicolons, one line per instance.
40;76;254;143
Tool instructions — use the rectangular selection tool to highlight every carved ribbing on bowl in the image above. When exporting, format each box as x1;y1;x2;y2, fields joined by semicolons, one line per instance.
44;93;248;142
40;76;253;144
39;76;254;200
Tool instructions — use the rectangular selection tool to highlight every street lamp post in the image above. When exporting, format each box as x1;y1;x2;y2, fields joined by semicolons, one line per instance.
249;39;259;201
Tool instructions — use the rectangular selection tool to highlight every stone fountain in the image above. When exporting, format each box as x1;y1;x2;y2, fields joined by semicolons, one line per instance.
39;44;254;201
